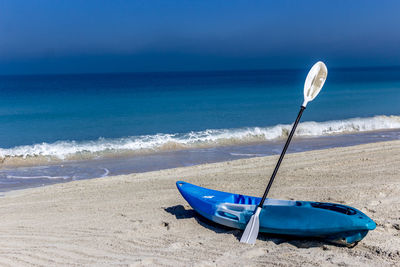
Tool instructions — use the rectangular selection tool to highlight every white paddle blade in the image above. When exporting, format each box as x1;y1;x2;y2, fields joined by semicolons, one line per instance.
240;207;261;244
303;61;328;107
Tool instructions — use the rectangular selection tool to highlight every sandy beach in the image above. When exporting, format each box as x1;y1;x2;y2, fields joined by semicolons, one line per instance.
0;140;399;266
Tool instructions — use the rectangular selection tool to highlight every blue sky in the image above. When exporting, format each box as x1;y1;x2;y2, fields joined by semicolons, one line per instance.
1;0;400;74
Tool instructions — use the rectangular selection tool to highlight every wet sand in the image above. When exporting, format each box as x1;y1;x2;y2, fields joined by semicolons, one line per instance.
0;141;399;266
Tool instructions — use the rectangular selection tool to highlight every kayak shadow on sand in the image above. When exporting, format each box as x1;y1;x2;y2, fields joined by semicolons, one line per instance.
164;204;235;234
164;205;353;249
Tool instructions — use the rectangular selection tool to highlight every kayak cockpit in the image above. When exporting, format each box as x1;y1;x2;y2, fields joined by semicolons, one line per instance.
310;202;357;215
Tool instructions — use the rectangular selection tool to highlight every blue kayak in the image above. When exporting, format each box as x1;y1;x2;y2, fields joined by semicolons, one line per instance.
176;181;376;244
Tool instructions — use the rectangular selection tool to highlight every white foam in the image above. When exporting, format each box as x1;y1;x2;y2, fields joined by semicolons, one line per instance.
230;153;267;157
6;175;70;180
101;168;110;177
0;115;399;161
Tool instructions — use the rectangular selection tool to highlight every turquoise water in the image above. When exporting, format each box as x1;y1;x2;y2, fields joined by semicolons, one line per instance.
0;67;400;191
0;70;305;147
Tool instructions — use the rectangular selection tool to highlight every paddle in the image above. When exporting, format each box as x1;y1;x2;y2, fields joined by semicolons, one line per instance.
240;61;328;244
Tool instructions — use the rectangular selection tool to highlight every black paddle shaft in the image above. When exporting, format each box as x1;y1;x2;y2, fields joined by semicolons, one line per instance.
258;105;306;208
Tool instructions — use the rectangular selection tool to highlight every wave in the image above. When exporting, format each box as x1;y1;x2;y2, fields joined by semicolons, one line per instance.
1;115;400;167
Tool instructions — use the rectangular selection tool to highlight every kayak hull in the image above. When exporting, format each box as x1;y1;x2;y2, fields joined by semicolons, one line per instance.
176;181;376;244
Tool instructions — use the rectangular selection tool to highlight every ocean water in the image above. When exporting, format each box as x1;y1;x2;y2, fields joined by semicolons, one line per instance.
0;67;400;192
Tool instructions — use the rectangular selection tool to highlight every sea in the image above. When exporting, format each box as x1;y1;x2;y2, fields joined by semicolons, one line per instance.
1;67;400;192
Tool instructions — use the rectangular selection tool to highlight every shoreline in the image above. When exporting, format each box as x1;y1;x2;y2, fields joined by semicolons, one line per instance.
1;128;400;193
0;140;399;265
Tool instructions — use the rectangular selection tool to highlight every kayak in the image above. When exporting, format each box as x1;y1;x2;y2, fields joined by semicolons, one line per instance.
176;181;376;244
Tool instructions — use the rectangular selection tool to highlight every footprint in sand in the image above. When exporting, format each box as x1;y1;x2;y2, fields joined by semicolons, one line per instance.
161;221;170;230
129;258;155;266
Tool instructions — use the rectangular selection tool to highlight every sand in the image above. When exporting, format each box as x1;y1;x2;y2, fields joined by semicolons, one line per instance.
0;140;399;266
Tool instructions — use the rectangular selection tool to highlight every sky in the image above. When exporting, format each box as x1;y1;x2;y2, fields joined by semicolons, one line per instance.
1;0;400;75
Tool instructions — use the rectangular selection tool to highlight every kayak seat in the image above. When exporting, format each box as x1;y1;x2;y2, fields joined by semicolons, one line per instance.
232;194;259;205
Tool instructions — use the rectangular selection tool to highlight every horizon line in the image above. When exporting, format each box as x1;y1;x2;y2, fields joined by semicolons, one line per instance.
1;64;400;77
